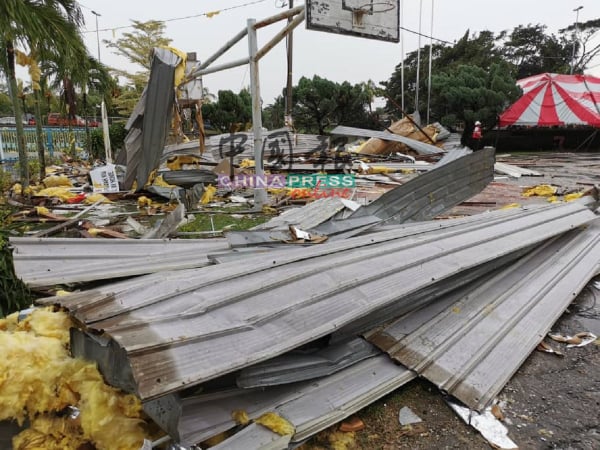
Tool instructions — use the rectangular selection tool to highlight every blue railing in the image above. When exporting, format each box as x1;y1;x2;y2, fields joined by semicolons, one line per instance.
0;126;89;163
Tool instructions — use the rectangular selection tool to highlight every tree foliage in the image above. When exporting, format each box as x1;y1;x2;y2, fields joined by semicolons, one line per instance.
0;0;88;185
290;75;375;134
201;89;253;133
431;62;521;129
104;20;172;116
500;24;571;78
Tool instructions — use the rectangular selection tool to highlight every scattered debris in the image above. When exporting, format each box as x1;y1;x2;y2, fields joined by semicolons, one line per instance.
536;341;564;356
548;331;597;348
447;400;518;450
398;406;422;426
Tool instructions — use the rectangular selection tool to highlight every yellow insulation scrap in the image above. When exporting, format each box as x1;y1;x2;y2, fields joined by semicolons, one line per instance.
232;409;250;426
327;430;356;450
34;187;77;202
239;159;256;168
201;185;217;204
13;415;86;450
0;308;151;449
255;412;295;436
166;155;202;171
43;175;73;188
84;193;112;204
565;192;585;202
152;174;177;188
522;184;557;197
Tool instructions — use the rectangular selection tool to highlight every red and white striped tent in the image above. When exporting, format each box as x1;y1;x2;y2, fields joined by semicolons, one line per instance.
498;73;600;127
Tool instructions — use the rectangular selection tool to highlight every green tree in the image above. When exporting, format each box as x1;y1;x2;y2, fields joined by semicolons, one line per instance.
104;20;172;116
292;75;339;135
501;24;571;78
291;75;374;134
201;89;252;133
383;30;504;117
561;18;600;74
0;0;86;186
263;94;286;130
430;62;520;136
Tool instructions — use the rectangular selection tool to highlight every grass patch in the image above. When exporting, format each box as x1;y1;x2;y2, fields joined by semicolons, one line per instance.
179;212;270;234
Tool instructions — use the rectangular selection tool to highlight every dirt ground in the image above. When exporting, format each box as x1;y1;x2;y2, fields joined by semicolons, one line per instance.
306;153;600;450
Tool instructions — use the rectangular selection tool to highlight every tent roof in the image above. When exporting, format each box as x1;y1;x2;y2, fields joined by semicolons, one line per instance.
498;73;600;128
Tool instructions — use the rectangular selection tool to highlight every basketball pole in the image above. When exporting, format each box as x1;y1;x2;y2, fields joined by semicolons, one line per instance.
426;0;434;125
415;0;423;117
400;0;405;115
285;0;294;127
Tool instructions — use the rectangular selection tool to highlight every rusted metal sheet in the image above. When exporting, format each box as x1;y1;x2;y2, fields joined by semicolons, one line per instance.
37;201;596;401
366;219;600;411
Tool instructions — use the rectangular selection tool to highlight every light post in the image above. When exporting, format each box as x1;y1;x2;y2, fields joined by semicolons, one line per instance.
91;10;101;62
570;6;583;75
90;10;111;162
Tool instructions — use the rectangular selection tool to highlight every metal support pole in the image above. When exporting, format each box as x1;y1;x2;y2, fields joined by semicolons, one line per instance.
400;0;405;114
285;0;294;126
570;6;583;75
426;0;434;125
248;19;267;208
415;0;423;114
255;10;305;61
0;130;4;162
193;28;249;75
194;57;250;77
254;4;305;29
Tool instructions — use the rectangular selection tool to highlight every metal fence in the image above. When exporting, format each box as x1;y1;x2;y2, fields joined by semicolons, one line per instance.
0;126;88;163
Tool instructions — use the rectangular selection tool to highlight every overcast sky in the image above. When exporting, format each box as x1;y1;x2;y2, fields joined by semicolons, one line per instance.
77;0;600;105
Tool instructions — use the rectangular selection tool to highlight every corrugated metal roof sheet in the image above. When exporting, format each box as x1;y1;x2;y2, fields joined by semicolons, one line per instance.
37;201;596;401
495;161;542;178
349;147;495;224
153;355;414;445
236;337;379;388
10;237;228;287
366;219;600;411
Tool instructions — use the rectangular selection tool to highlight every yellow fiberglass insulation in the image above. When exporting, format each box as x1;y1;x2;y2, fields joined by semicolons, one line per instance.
0;308;152;450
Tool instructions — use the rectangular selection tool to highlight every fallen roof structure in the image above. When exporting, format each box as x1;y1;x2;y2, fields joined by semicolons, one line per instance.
38;200;595;401
10;237;228;287
331;125;444;155
366;219;600;411
121;48;182;190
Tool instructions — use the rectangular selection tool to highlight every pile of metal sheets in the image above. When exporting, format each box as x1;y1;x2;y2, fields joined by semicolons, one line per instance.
18;147;600;448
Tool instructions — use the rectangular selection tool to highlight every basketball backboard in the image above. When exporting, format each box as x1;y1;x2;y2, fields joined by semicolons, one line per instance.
306;0;400;43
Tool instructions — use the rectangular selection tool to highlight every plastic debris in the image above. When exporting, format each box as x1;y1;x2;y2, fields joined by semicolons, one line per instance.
399;406;422;425
536;341;564;356
447;400;518;450
548;331;597;348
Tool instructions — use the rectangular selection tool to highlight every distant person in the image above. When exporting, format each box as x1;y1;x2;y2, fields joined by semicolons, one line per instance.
471;120;483;150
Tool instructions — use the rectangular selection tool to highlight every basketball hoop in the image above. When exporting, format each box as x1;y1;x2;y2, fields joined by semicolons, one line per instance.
353;2;397;14
350;2;396;27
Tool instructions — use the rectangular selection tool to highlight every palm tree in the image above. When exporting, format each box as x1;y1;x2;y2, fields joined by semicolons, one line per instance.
0;0;85;187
